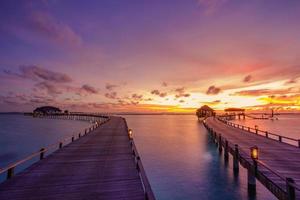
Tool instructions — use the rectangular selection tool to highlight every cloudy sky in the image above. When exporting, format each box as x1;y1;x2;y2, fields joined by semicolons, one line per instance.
0;0;300;113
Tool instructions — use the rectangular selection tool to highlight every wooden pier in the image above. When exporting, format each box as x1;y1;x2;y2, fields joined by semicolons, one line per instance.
0;116;155;200
204;117;300;200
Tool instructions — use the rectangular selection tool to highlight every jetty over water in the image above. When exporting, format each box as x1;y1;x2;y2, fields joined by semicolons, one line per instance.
0;116;155;200
204;117;300;200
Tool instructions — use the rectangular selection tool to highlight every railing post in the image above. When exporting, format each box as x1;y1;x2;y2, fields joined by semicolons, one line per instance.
233;144;239;173
7;167;14;179
286;178;295;200
40;148;45;160
218;134;222;153
79;133;81;138
298;140;300;148
59;142;63;149
248;127;250;132
224;140;229;163
72;136;74;142
265;131;268;138
278;136;282;142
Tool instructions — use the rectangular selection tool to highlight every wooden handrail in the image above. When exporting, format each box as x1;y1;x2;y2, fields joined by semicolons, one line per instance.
217;117;300;147
122;117;156;200
0;114;109;180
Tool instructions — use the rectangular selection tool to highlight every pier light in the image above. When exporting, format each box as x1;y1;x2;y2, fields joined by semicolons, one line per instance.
128;129;133;139
250;146;259;160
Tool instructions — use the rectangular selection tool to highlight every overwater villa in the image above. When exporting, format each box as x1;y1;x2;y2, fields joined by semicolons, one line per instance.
196;105;215;120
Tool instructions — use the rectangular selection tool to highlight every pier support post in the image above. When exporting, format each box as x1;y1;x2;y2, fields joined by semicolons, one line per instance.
224;140;229;163
248;161;256;194
286;178;295;200
218;134;222;153
40;148;45;160
7;167;14;179
233;144;239;173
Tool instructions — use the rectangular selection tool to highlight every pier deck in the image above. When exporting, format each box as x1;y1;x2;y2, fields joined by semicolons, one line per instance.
0;117;152;200
205;117;300;200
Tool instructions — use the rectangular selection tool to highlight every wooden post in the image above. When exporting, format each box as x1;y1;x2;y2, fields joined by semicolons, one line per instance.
248;160;257;194
233;144;239;173
218;134;222;153
279;136;282;142
72;136;74;142
59;142;63;149
286;178;295;200
79;133;81;138
265;131;268;138
248;127;250;132
224;140;229;163
40;148;45;160
7;167;14;179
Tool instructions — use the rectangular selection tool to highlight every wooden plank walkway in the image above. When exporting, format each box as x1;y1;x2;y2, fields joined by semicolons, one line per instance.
0;117;152;200
204;117;300;200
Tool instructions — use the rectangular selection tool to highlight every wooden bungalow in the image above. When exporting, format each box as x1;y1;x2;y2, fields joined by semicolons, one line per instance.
224;108;245;120
196;105;215;120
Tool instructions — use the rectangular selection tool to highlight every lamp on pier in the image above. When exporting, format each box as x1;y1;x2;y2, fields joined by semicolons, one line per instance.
128;129;133;139
250;146;258;160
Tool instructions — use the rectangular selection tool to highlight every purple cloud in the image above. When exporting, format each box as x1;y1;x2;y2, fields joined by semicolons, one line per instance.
27;11;82;45
206;85;221;95
151;89;167;97
243;75;252;83
81;84;98;94
105;83;118;91
105;92;117;99
4;65;72;83
174;87;190;98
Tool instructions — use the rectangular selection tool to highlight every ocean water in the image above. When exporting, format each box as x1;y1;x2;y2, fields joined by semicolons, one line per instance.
0;114;90;173
0;114;290;199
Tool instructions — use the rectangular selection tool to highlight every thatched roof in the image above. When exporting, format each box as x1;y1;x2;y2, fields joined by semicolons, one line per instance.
198;105;214;111
224;108;245;112
34;106;62;114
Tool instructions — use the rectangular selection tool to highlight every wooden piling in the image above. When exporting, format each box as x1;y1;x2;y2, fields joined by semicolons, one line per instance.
224;140;229;163
7;167;14;180
218;134;222;153
40;148;45;160
233;144;239;173
286;178;295;200
248;161;256;194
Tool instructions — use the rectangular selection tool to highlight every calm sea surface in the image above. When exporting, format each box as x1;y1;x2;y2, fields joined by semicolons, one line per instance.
2;114;298;199
0;114;90;170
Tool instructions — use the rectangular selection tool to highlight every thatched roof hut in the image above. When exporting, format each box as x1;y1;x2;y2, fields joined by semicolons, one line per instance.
33;106;62;115
196;105;215;119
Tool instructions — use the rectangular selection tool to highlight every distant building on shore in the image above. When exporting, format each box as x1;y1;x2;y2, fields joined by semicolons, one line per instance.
196;105;215;120
33;106;62;115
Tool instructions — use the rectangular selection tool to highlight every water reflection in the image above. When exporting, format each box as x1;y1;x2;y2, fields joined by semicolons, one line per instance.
124;115;276;200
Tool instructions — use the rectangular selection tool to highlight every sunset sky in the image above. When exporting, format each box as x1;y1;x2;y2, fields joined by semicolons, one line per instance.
0;0;300;113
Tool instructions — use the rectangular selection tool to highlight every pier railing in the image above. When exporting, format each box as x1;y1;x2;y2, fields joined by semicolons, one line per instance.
204;121;300;200
217;117;300;148
0;114;110;181
123;118;156;200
